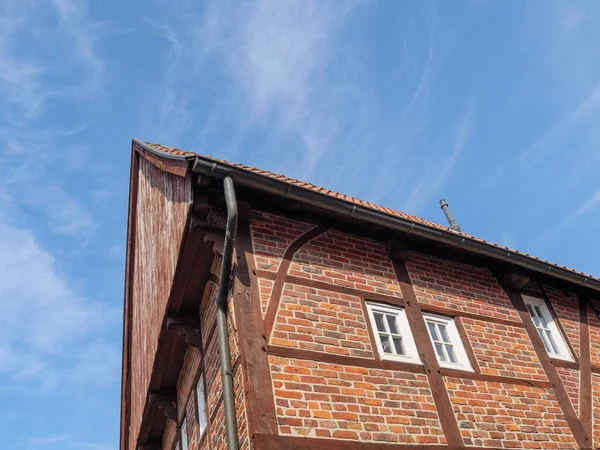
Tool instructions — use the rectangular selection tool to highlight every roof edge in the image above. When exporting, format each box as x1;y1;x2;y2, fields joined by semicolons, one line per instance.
133;138;196;161
190;154;600;294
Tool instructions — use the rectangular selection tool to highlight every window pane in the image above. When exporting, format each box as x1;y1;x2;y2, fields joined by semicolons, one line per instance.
181;420;189;450
386;314;399;334
544;330;560;354
535;306;549;328
427;321;439;341
537;328;552;353
445;344;457;363
197;378;207;435
438;324;451;344
434;342;446;361
392;336;404;355
374;313;387;332
379;334;392;353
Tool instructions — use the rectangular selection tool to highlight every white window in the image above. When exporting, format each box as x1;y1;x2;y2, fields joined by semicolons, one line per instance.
523;295;573;361
196;375;207;436
365;302;420;363
180;418;189;450
423;313;473;371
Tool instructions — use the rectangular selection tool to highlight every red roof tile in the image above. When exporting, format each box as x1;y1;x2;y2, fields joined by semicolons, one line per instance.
140;140;598;283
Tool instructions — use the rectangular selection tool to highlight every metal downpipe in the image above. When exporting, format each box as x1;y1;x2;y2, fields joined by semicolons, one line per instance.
216;177;239;450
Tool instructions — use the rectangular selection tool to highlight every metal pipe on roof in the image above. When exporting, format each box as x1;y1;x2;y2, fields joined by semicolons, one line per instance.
439;199;461;232
215;177;239;450
190;156;600;293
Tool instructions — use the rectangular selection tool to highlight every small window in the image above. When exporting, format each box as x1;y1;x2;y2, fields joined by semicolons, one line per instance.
196;375;207;436
365;302;420;363
180;418;189;450
423;313;473;371
523;295;573;361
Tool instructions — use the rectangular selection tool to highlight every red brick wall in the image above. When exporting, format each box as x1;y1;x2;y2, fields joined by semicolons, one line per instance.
129;158;192;450
544;286;580;358
588;303;600;367
446;377;578;449
288;230;402;297
461;318;547;381
407;252;519;322
250;211;313;273
269;356;446;445
556;367;579;413
593;374;600;448
270;283;374;358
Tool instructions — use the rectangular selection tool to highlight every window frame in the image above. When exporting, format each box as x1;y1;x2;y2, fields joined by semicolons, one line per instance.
365;302;421;364
423;313;473;372
196;374;208;438
523;295;574;362
179;416;189;450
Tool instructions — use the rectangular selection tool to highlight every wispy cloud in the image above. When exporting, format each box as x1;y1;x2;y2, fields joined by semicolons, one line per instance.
28;434;72;445
558;188;600;229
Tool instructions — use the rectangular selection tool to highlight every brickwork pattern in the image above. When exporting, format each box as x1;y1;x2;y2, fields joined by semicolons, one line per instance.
258;277;274;318
269;356;446;445
250;211;313;272
446;377;578;449
556;367;579;413
407;252;520;322
462;318;547;381
289;230;403;297
588;303;600;367
544;286;580;358
592;374;600;448
270;283;374;358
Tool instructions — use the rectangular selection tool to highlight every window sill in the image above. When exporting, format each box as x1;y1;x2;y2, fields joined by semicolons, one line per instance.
438;361;474;373
379;354;422;365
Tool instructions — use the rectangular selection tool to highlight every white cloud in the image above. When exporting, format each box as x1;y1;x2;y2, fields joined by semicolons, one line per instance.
28;434;72;445
0;195;118;388
558;188;600;229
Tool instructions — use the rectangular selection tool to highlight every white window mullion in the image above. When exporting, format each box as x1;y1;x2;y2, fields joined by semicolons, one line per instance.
424;313;473;372
366;302;420;364
523;295;573;362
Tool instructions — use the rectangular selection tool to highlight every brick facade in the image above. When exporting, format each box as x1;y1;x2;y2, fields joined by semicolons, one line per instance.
446;377;578;449
269;356;446;445
270;283;374;358
127;201;595;450
406;252;520;322
460;319;547;381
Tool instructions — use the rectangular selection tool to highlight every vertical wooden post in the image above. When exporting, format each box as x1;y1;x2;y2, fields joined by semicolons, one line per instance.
232;203;278;442
392;260;464;448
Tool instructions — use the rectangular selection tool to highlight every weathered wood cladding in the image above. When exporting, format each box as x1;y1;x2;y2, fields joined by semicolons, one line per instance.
128;156;192;450
247;209;596;449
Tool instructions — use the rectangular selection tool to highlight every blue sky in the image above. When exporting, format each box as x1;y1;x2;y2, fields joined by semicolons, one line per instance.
1;1;600;449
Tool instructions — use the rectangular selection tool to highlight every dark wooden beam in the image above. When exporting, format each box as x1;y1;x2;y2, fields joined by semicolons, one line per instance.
166;312;202;349
263;226;327;339
386;240;410;262
392;260;464;448
579;296;592;439
149;389;177;422
496;276;592;449
232;203;278;438
503;270;530;291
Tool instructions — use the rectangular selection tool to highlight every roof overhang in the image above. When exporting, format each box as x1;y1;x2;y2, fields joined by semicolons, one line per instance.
133;139;600;294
